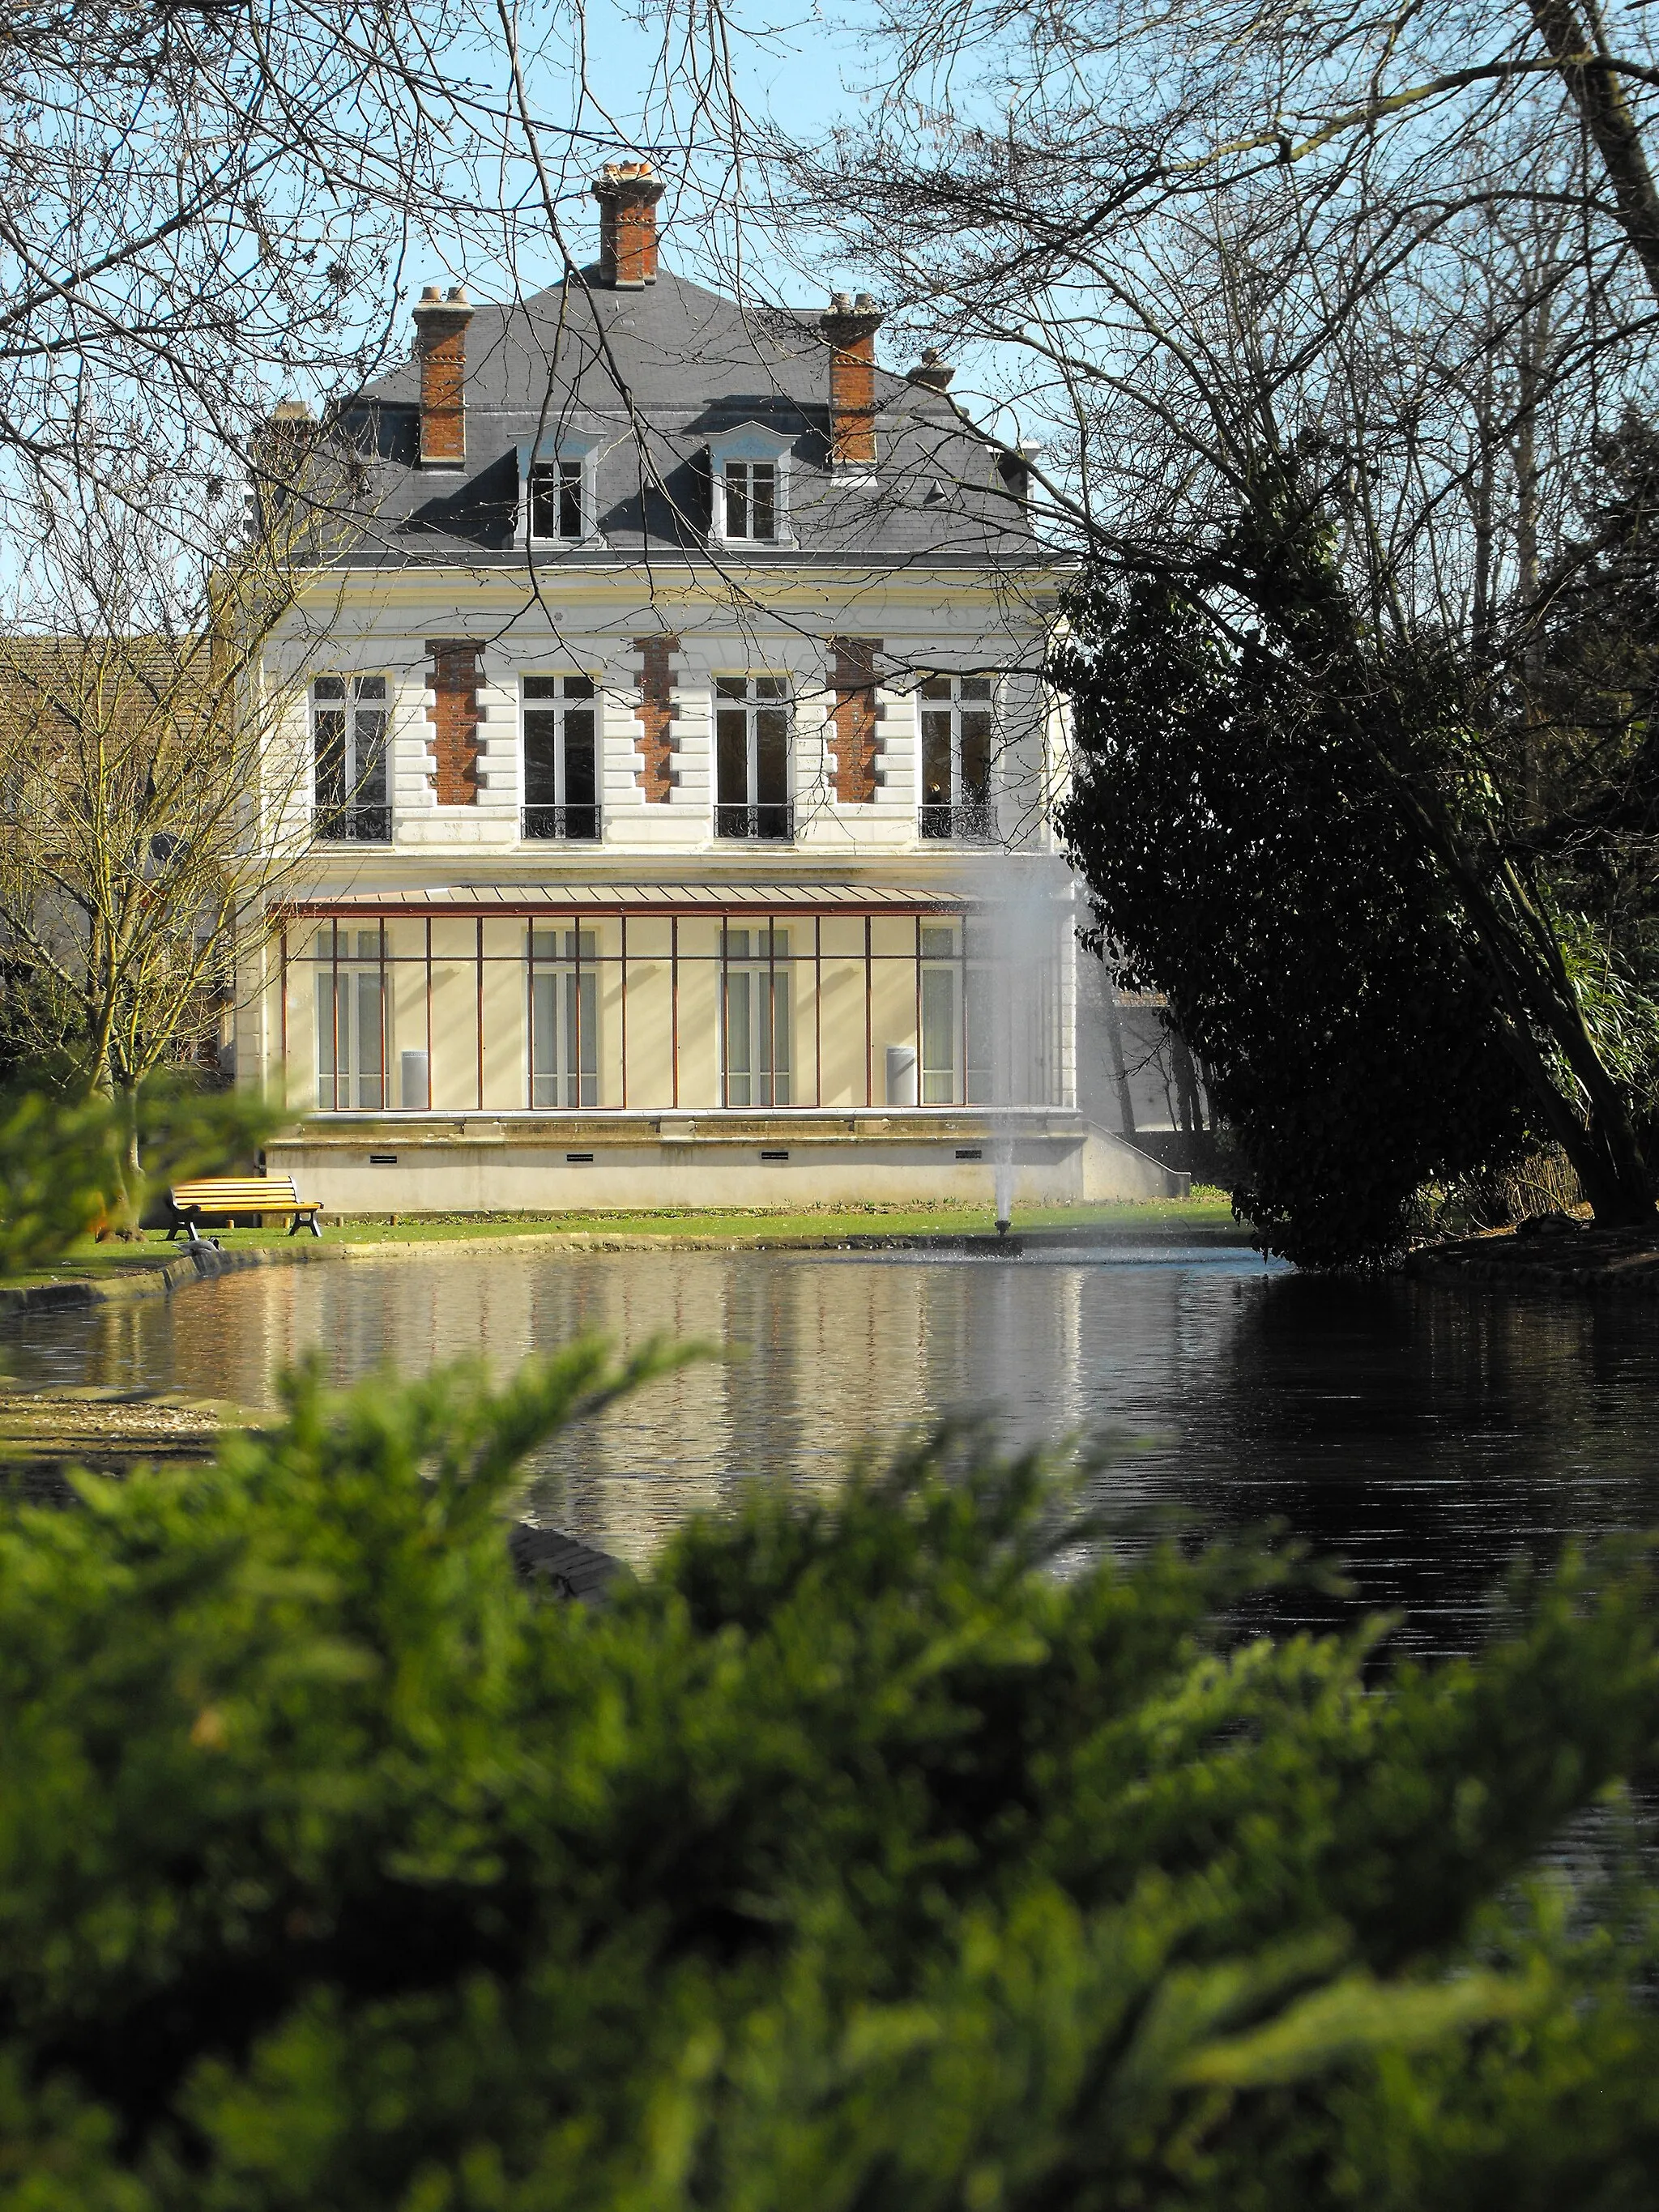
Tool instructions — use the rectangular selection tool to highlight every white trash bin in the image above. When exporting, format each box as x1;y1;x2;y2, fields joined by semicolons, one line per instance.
885;1044;917;1106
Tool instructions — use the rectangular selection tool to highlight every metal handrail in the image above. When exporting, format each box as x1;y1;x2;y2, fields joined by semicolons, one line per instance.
522;803;603;842
919;799;996;844
714;801;795;842
313;805;392;844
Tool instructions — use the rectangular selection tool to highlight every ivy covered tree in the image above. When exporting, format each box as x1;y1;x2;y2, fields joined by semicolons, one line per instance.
1529;416;1659;1024
1053;578;1533;1266
1055;474;1659;1265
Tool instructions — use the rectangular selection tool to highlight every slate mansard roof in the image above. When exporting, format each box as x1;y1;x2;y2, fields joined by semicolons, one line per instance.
329;268;1039;569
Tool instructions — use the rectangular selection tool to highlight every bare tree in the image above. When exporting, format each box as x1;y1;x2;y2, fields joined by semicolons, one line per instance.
0;438;358;1213
758;0;1659;1220
0;0;789;553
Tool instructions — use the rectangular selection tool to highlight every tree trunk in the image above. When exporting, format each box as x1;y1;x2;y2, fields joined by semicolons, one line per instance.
104;1076;143;1239
1098;970;1139;1140
1472;343;1497;658
1170;1028;1206;1135
1514;309;1547;816
1528;0;1659;310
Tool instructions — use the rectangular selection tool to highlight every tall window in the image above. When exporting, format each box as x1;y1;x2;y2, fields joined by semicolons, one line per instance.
919;675;995;842
722;928;791;1106
522;676;599;840
723;461;776;540
313;675;389;842
529;928;598;1106
919;924;993;1105
530;458;584;541
313;926;386;1108
715;676;791;839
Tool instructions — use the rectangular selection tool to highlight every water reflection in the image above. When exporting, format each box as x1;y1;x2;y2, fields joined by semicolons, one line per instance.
6;1247;1659;1649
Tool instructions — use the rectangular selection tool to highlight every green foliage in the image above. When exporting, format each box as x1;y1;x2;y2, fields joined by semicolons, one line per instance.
1052;551;1533;1267
0;1079;275;1275
1533;417;1659;1149
2;1349;1659;2206
1548;908;1659;1111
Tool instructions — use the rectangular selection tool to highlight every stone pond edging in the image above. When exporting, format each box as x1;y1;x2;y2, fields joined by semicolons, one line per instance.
0;1239;342;1319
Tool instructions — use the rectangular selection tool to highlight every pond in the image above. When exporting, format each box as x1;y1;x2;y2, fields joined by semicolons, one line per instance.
5;1242;1659;1652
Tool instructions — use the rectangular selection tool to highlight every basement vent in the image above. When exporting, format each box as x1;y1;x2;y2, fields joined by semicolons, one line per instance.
369;1153;398;1166
760;1149;789;1161
566;1151;595;1163
955;1147;983;1161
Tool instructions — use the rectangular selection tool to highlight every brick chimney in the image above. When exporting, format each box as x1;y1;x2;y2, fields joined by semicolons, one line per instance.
591;162;665;289
907;347;954;393
821;292;882;470
412;285;474;468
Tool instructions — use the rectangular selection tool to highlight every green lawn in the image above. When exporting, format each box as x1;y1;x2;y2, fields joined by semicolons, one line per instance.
322;1191;1245;1244
1;1188;1245;1286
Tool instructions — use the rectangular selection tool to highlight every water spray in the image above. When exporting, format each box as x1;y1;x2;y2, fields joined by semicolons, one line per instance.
959;853;1051;1252
994;1144;1014;1240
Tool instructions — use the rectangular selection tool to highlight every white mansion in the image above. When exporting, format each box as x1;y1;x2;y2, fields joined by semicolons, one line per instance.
239;165;1175;1213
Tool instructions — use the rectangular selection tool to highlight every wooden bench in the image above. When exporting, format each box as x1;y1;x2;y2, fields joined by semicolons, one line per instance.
166;1176;323;1243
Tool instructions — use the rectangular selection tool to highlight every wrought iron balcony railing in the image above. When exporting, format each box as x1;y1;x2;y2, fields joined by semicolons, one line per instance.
714;801;795;842
522;803;603;842
313;805;392;844
919;799;996;844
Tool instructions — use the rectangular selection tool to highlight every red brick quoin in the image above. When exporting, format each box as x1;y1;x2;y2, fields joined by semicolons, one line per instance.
827;636;881;803
426;639;484;806
633;633;680;800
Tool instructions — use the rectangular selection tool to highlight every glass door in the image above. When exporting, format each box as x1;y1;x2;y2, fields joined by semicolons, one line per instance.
530;928;599;1106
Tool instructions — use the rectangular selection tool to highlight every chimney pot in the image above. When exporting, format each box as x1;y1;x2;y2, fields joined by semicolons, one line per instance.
998;437;1043;504
830;291;851;311
591;160;667;288
854;291;874;309
908;346;955;392
420;284;442;302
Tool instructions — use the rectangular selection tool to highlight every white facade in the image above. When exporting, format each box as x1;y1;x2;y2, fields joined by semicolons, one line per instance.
238;231;1180;1213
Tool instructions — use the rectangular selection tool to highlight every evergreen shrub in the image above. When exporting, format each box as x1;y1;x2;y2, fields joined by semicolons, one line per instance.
1;1345;1658;2208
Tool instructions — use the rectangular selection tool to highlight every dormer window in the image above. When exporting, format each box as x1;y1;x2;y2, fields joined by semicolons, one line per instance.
706;424;795;547
530;458;584;541
517;430;600;548
723;461;776;541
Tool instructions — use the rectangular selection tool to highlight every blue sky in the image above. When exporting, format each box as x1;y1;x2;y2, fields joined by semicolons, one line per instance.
409;0;885;306
389;1;1026;429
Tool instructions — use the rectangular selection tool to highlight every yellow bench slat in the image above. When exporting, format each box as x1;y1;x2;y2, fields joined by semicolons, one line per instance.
170;1180;313;1210
172;1178;294;1187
